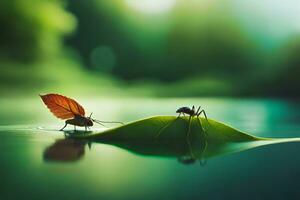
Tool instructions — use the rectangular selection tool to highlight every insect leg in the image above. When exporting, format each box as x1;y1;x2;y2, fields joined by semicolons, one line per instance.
197;116;207;152
196;109;211;134
199;139;208;166
194;123;208;165
186;115;196;158
85;126;87;132
155;114;181;138
74;126;76;131
197;109;208;121
196;115;205;133
59;122;67;131
186;115;192;139
197;109;210;126
196;106;201;115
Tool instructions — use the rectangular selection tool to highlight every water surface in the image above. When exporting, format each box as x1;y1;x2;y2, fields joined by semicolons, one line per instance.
0;97;299;200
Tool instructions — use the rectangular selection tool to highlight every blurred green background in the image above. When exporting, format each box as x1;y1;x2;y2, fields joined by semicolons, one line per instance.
1;2;300;199
1;0;300;97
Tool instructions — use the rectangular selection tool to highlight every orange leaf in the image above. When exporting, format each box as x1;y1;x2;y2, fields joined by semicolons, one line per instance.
40;94;85;119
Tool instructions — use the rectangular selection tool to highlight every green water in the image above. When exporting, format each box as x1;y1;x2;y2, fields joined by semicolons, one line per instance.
0;97;299;200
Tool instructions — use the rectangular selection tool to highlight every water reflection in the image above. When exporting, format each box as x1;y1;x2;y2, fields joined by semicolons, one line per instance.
2;98;300;200
43;139;86;162
43;136;207;165
43;116;300;165
44;123;208;165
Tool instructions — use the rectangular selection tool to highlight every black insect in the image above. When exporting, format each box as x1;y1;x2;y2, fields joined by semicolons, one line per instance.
156;106;210;160
156;106;209;138
176;106;208;119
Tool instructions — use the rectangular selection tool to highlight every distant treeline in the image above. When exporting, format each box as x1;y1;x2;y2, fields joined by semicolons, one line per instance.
1;0;300;97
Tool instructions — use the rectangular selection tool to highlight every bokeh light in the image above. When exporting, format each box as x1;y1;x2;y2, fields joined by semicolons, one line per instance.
125;0;176;14
90;46;116;72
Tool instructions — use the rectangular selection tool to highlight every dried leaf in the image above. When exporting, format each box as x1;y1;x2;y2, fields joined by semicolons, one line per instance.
40;93;85;119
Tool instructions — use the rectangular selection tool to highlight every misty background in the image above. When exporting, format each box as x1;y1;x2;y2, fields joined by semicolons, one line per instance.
1;0;300;97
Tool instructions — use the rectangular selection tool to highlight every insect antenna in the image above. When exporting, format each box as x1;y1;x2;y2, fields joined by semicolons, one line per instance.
90;119;108;127
92;119;124;125
88;113;124;127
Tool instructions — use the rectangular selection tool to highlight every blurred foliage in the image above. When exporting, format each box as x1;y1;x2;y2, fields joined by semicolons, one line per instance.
1;0;300;97
0;0;76;61
66;0;261;82
262;39;300;96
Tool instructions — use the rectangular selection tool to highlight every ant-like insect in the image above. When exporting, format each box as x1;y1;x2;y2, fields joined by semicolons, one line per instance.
156;106;210;160
156;106;209;138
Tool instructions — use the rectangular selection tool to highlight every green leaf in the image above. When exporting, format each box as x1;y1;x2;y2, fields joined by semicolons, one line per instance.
67;116;300;163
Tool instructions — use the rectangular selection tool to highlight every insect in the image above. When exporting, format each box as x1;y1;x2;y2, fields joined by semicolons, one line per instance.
40;93;123;131
156;106;209;138
156;106;210;159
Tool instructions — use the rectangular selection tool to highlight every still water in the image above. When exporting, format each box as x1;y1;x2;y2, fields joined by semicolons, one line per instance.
0;97;299;200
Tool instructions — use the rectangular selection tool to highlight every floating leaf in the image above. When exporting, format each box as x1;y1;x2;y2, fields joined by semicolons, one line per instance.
66;116;299;162
40;93;85;119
